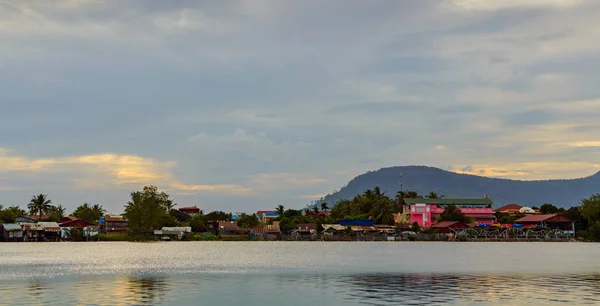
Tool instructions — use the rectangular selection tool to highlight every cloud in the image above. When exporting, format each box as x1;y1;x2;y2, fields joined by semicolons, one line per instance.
0;148;249;194
450;0;585;11
453;162;600;179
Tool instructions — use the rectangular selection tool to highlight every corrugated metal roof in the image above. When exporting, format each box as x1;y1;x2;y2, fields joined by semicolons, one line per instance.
515;214;572;223
404;198;494;205
20;223;44;230
38;222;61;232
2;223;23;231
161;227;191;232
322;224;347;231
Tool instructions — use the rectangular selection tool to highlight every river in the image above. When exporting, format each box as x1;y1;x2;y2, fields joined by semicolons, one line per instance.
1;242;599;305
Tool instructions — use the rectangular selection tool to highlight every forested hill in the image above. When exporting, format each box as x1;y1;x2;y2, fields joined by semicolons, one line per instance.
318;166;600;208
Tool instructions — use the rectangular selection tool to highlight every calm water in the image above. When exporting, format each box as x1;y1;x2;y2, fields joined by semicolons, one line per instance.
1;242;599;305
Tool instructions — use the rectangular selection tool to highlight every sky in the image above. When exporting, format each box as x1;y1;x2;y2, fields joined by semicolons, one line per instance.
1;0;600;214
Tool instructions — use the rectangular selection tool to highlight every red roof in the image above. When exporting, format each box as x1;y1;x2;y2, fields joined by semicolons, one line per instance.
25;214;49;220
59;219;91;228
60;216;78;223
515;214;573;223
432;221;467;228
257;210;276;214
495;204;523;212
179;206;200;211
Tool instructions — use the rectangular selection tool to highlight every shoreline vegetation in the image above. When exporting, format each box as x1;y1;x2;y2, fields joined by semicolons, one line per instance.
2;185;600;242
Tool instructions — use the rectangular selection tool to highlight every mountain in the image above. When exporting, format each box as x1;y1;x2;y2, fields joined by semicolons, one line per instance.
318;166;600;208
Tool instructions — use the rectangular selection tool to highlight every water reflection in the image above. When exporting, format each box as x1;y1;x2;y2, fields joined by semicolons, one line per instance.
126;277;171;305
1;273;600;305
341;273;600;305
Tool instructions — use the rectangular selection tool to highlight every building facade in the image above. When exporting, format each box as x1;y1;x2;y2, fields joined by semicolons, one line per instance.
407;198;496;227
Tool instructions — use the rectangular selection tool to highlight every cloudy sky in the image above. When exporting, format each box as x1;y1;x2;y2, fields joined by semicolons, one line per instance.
1;0;600;214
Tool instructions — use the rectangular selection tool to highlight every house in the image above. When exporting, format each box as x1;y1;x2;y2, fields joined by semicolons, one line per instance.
431;221;469;234
100;215;128;235
338;219;375;226
350;226;379;235
407;198;496;227
38;222;61;241
216;221;248;238
20;223;44;241
292;223;317;239
494;204;523;215
154;227;192;240
178;206;201;216
374;225;396;235
251;221;281;240
321;224;347;235
514;214;574;231
1;223;24;242
257;211;279;223
15;216;37;223
59;217;91;229
22;214;49;221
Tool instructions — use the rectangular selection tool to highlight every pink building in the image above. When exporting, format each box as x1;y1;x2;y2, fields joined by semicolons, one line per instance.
406;198;496;227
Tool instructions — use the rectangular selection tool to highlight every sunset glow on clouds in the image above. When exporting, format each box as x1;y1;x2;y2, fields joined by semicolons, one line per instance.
1;0;600;212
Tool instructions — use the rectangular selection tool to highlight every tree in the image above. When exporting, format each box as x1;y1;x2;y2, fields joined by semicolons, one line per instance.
426;191;443;199
580;194;600;223
540;203;559;214
188;215;207;232
438;204;471;223
169;209;192;223
204;211;231;222
237;213;260;229
411;222;421;233
28;194;52;219
73;203;106;223
47;205;66;222
6;205;26;217
275;205;285;217
124;185;174;236
320;202;329;212
312;206;319;213
370;200;395;225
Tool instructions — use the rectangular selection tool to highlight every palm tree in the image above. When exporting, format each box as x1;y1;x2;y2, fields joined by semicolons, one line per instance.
275;205;285;217
28;194;52;219
320;202;329;212
371;201;394;225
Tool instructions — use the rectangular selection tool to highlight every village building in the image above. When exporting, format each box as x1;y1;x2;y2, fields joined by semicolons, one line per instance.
15;216;37;223
100;215;128;235
407;198;496;227
154;227;192;240
21;223;44;241
178;206;201;216
59;216;91;229
291;223;317;239
514;214;575;231
431;221;470;234
1;224;24;242
321;224;347;235
256;211;279;223
38;222;61;241
250;221;281;240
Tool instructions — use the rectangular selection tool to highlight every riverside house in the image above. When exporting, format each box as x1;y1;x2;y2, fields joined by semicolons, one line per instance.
21;223;44;241
407;198;496;227
1;224;24;242
100;215;128;235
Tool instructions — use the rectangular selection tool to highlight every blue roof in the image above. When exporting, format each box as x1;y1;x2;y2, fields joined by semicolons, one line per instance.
265;212;279;217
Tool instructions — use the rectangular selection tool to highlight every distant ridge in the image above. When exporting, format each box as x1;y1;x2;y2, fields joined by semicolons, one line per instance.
318;166;600;208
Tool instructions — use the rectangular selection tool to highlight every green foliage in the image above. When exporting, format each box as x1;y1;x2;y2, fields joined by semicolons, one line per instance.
320;202;329;212
237;213;260;229
495;212;524;224
169;209;191;223
540;203;560;214
438;204;471;223
411;222;421;233
47;205;66;222
64;227;86;241
275;205;285;217
586;221;600;242
124;185;175;236
204;211;231;222
344;214;370;220
580;194;600;223
28;194;52;218
188;215;207;232
73;203;105;223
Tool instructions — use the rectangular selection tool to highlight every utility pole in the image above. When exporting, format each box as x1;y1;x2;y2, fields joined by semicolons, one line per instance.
400;172;403;194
